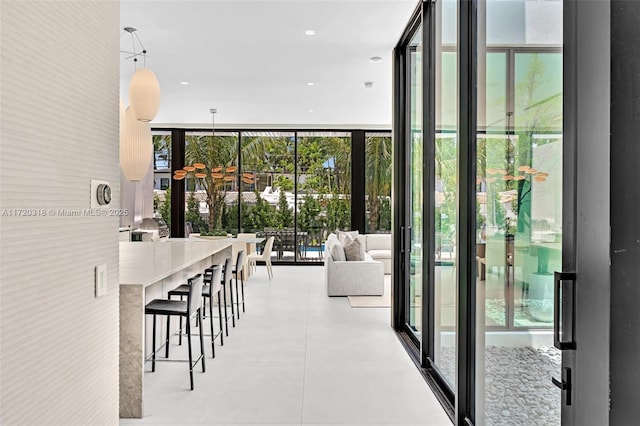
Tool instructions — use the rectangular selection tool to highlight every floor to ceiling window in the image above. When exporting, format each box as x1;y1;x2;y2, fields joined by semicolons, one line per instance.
158;128;372;263
152;130;172;228
297;132;352;263
240;131;295;263
364;132;392;234
180;130;240;235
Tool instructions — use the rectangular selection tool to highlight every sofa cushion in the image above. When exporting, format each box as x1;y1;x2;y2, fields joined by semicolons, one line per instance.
368;249;391;260
327;234;347;261
365;234;391;251
343;236;365;261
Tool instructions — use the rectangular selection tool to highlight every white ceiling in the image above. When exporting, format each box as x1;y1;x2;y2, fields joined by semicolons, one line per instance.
120;0;417;128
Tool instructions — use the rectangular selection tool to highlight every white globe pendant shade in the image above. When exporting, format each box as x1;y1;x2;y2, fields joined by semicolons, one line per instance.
120;107;152;181
128;68;160;122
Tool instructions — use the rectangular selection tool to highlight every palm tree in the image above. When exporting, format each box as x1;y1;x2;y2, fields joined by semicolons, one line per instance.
365;135;392;231
184;132;238;231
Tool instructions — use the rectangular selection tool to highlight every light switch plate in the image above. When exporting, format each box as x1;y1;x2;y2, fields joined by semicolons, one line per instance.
95;264;107;297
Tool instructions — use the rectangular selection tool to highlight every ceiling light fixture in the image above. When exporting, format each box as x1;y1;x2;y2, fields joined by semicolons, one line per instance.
369;56;382;63
308;109;314;113
180;81;189;85
120;107;153;181
122;27;161;122
305;30;316;36
364;81;374;89
307;82;315;86
119;27;159;181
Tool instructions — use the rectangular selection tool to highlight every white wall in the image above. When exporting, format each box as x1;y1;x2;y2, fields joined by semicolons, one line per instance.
0;1;120;424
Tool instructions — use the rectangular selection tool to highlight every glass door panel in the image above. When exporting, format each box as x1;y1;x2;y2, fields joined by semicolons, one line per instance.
407;28;423;337
475;2;563;424
433;0;458;388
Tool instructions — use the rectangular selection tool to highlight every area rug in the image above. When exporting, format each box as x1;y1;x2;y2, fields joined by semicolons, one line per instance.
348;276;391;308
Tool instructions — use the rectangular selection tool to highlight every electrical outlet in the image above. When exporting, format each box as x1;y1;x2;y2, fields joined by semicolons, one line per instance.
95;264;107;297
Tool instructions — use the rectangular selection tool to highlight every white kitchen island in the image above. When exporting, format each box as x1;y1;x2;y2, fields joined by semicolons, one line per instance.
119;240;232;418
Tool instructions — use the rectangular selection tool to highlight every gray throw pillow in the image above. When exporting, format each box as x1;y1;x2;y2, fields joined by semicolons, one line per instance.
343;236;365;261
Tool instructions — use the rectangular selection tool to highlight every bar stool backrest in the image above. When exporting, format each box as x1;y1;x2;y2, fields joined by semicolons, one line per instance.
188;274;204;318
222;257;232;286
208;265;222;295
236;250;246;273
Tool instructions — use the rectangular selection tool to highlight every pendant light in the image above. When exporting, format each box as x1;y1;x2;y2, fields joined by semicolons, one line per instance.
129;68;161;122
122;27;161;122
120;107;152;181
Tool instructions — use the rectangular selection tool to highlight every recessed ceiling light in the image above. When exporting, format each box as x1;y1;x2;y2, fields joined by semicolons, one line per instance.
369;56;382;63
308;109;314;113
180;81;189;85
307;82;315;86
305;30;316;36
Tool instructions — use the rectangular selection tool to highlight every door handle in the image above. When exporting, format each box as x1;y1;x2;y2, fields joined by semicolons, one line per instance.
554;271;577;350
552;367;572;405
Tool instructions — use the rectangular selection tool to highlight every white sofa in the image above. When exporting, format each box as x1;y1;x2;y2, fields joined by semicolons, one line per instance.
357;234;392;274
324;233;384;296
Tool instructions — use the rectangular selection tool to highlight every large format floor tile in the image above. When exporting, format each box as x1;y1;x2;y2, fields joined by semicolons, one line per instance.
120;265;451;426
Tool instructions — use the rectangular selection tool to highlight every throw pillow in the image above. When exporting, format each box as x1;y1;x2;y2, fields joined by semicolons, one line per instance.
329;239;347;261
336;230;359;245
343;236;365;261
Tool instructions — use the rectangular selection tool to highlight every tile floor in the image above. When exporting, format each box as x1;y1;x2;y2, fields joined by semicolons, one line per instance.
120;266;451;426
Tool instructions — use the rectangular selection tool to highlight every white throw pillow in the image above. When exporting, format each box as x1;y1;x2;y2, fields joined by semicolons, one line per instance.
336;230;359;245
329;239;346;261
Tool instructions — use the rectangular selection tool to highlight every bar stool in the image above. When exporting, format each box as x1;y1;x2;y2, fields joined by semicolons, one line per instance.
145;274;205;390
233;250;246;317
220;256;235;329
168;265;223;357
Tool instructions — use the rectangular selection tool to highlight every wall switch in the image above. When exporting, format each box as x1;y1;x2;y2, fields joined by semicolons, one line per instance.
95;264;107;297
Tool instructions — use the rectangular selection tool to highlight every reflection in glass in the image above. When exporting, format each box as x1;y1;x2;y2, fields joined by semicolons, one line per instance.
475;2;562;424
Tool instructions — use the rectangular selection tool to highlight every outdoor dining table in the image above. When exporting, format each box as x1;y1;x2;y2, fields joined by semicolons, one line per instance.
260;229;308;260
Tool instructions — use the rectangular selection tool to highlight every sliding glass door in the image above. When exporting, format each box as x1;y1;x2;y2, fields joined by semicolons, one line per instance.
407;27;423;340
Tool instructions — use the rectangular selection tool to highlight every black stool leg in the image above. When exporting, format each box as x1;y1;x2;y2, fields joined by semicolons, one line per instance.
241;270;245;313
186;315;194;390
165;315;171;358
151;314;157;372
198;309;205;372
217;292;224;345
208;295;215;357
178;295;183;346
235;274;240;320
229;279;236;327
222;284;229;336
